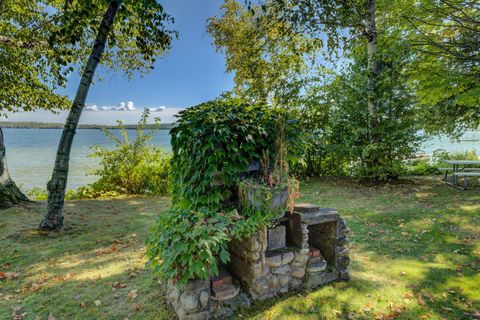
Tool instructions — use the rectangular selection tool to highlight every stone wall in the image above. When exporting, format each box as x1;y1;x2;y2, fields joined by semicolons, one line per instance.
228;223;310;300
166;279;210;320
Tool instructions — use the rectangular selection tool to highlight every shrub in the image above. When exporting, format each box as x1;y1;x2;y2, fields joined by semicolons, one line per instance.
404;158;439;175
88;110;171;196
146;206;274;286
26;186;125;201
146;207;232;286
26;187;48;200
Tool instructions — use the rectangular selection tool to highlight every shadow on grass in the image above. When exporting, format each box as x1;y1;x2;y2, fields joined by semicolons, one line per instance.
0;197;173;320
243;177;480;319
1;178;479;319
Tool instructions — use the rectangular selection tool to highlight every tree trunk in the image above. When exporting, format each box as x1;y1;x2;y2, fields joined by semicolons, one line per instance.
0;128;29;209
366;0;378;138
40;0;122;230
364;0;380;179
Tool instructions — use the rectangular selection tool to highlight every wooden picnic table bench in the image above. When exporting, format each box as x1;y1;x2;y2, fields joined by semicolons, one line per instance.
453;172;480;190
443;160;480;190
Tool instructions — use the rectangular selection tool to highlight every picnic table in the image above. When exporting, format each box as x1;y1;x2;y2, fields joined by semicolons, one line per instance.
443;160;480;190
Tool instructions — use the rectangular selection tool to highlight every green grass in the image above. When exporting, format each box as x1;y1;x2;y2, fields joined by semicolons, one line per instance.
1;177;479;319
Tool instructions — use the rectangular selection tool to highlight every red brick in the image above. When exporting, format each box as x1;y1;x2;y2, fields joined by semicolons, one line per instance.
210;269;232;288
309;247;320;257
211;278;224;289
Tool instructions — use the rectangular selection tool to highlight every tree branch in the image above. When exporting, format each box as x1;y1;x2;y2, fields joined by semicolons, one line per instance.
0;35;47;48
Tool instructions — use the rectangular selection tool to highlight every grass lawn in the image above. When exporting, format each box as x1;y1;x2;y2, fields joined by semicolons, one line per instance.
1;176;479;319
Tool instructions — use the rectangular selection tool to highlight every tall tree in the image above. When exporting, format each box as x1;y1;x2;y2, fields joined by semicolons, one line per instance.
0;0;72;207
212;0;397;179
217;0;424;179
40;0;174;230
0;128;29;208
208;0;321;107
269;0;385;171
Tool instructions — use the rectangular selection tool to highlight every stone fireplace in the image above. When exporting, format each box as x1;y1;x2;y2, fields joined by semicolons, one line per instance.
165;203;350;319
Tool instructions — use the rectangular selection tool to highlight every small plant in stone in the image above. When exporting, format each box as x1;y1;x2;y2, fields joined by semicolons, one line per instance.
238;119;300;217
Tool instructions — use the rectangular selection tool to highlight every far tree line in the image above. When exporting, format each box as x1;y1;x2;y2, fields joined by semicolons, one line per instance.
0;121;174;130
0;0;478;230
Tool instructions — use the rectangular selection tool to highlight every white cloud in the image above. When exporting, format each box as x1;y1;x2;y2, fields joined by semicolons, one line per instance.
113;101;136;111
84;105;99;111
148;106;166;112
85;100;137;112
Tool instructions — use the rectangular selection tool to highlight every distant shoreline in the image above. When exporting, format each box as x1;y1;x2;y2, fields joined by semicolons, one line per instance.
0;121;174;130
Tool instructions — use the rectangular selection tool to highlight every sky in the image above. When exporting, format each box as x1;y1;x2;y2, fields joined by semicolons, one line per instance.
5;0;234;124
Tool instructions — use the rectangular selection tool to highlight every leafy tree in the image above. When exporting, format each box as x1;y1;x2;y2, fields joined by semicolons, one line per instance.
0;0;73;207
207;0;321;107
40;0;174;230
218;0;423;180
265;0;387;177
305;37;422;180
399;0;480;136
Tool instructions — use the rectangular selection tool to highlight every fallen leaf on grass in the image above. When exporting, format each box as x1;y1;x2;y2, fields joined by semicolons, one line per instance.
96;245;119;256
416;294;426;306
12;313;27;320
403;292;414;299
0;272;20;280
112;282;128;289
133;303;142;311
29;230;49;236
128;289;138;300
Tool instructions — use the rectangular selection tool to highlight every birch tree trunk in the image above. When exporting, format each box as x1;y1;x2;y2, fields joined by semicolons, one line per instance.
363;0;380;177
366;0;378;140
40;0;122;230
0;128;29;209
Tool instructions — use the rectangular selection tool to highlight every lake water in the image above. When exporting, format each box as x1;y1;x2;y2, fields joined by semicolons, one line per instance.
4;128;480;191
4;128;171;191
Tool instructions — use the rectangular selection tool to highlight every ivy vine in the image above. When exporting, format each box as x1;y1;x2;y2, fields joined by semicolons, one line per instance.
147;96;302;286
170;97;288;211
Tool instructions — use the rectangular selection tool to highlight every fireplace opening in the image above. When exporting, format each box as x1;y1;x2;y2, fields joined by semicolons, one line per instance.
307;221;337;269
282;216;302;249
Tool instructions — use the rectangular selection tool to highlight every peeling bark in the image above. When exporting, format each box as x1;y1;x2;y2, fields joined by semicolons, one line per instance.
0;128;29;209
40;0;122;230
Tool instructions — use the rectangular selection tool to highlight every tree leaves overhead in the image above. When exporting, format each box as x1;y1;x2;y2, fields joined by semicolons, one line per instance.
0;0;71;114
0;0;176;114
207;0;322;107
398;0;480;136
